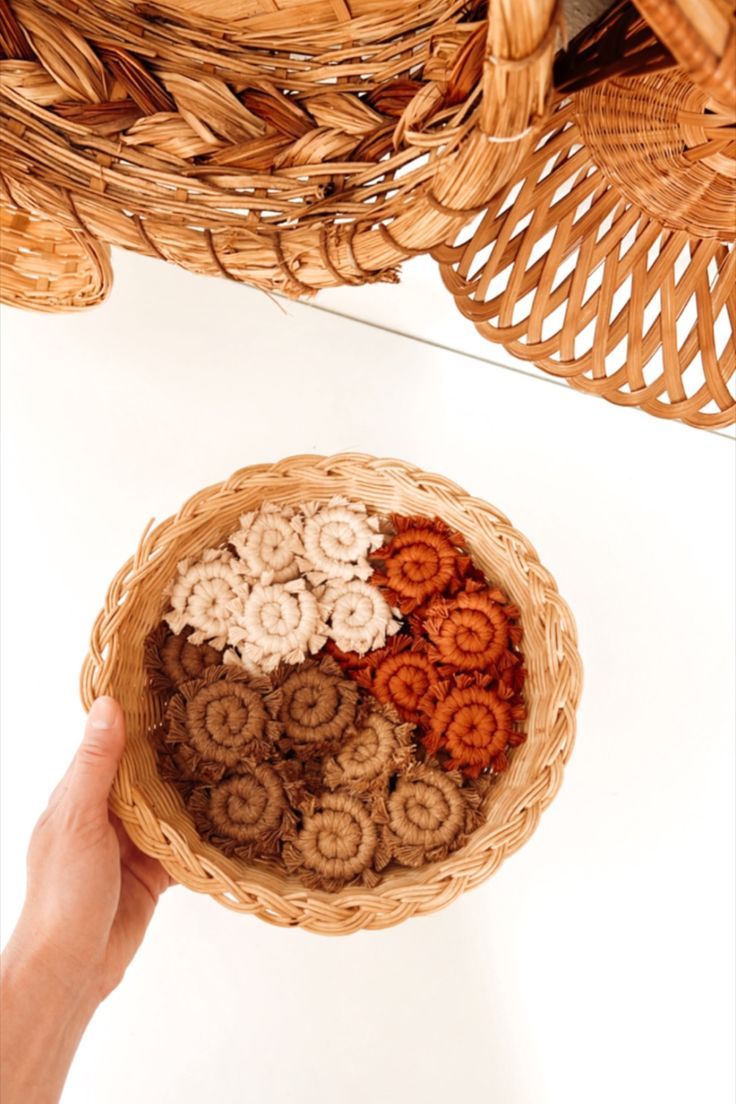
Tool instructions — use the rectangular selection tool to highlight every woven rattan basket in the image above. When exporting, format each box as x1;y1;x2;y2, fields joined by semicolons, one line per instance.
80;454;581;934
0;0;561;307
434;1;736;429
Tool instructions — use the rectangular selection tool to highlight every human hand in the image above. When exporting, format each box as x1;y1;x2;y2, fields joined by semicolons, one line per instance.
1;697;171;1104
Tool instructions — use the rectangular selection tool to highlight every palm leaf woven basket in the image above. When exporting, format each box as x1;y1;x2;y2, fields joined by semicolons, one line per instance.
0;0;561;308
80;454;581;934
434;0;736;428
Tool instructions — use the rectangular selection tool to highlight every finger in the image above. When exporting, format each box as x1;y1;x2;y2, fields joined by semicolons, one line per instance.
68;697;126;814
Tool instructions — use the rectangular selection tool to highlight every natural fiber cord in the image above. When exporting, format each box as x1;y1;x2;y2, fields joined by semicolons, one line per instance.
81;455;581;934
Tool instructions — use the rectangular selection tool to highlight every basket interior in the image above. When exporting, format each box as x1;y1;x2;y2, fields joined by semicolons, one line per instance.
98;465;573;916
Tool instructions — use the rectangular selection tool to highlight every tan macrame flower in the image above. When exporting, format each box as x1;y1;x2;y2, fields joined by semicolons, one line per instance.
144;622;222;698
423;675;526;778
423;584;523;675
371;514;475;614
188;763;296;860
282;790;379;891
322;704;414;794
295;496;383;584
228;579;329;673
274;656;359;754
374;763;485;869
318;577;402;654
229;503;304;585
165;548;250;649
161;664;282;785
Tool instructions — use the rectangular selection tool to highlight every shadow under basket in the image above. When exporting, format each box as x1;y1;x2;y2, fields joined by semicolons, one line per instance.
80;454;581;934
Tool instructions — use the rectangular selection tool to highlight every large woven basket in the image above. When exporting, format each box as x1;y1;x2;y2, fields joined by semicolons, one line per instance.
434;0;736;429
80;454;581;934
0;0;561;308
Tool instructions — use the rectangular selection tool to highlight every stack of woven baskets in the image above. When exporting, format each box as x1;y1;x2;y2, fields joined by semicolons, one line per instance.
0;0;733;419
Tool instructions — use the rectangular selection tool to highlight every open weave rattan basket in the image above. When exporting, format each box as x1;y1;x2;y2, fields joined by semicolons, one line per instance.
0;0;560;307
434;0;736;428
80;455;581;934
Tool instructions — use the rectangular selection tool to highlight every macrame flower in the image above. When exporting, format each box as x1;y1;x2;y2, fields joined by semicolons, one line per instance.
166;548;250;648
318;577;402;654
334;637;440;725
188;763;296;860
282;791;379;891
374;762;485;869
322;704;414;794
228;579;329;673
371;514;475;613
423;584;523;674
295;497;383;584
229;503;304;585
424;676;526;778
274;656;359;755
144;622;222;697
162;665;282;782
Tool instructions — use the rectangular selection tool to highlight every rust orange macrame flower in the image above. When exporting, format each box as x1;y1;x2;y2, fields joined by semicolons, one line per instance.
422;583;523;674
330;637;441;725
371;514;475;613
424;676;526;778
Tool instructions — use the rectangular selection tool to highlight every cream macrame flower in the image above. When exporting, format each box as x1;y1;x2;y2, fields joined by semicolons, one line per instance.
229;503;304;585
165;548;250;649
295;497;383;584
228;579;329;673
318;578;402;654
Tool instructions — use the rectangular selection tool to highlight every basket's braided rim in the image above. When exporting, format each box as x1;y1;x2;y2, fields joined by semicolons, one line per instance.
80;454;582;934
0;0;560;298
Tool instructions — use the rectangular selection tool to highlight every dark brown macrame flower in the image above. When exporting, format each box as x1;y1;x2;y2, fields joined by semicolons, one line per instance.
322;704;414;794
374;762;486;869
422;583;523;675
371;514;475;614
161;664;282;783
274;655;359;754
423;675;526;778
282;790;379;891
144;621;222;698
188;763;296;860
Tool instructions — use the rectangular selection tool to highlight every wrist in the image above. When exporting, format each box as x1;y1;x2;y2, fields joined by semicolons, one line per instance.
1;926;99;1104
2;917;101;1023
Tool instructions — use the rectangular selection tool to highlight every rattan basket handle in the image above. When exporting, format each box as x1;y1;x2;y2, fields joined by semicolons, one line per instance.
480;0;563;137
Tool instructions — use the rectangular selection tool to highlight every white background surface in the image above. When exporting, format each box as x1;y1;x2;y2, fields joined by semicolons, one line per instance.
1;248;734;1104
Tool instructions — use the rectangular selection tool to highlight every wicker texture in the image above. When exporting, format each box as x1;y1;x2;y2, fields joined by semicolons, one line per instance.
80;455;581;934
0;195;111;310
434;3;736;429
633;0;736;107
0;0;560;304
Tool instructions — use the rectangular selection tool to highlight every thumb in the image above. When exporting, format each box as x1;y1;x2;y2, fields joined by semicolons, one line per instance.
69;696;126;814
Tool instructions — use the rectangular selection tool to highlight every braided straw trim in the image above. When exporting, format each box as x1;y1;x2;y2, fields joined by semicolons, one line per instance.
0;195;111;311
0;0;560;298
80;454;581;934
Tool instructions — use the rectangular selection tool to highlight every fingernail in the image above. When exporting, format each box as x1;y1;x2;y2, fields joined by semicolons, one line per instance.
89;696;118;730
